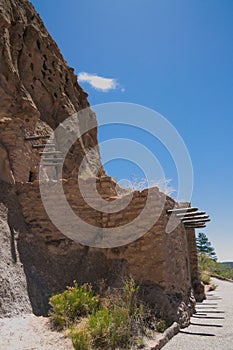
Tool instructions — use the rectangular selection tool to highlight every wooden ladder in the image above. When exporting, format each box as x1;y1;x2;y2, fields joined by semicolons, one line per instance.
25;134;64;177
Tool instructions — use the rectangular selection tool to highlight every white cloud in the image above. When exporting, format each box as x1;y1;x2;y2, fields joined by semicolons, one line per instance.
78;72;117;92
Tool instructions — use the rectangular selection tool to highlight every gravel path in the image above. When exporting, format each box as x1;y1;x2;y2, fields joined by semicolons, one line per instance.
0;314;73;350
163;278;233;350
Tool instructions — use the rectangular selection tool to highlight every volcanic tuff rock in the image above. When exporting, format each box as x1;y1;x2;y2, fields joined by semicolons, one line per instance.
0;0;103;180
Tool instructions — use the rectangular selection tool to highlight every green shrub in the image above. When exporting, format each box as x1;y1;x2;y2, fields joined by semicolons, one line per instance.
90;308;120;349
201;272;211;285
49;278;158;349
198;253;233;282
156;319;171;333
70;323;91;350
69;279;146;350
49;282;99;329
71;306;134;350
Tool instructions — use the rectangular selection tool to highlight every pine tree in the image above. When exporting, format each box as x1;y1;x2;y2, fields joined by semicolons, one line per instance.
196;232;217;261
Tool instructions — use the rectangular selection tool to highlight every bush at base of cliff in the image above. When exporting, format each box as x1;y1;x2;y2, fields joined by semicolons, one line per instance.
49;279;150;349
71;307;131;350
200;272;211;285
71;279;146;350
49;282;99;329
155;319;172;333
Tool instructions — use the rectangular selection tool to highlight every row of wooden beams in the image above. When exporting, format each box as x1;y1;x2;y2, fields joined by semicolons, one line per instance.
167;207;211;229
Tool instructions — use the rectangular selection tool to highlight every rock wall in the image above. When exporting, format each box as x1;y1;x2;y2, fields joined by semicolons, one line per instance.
0;182;32;317
0;143;14;184
14;177;195;326
186;228;205;302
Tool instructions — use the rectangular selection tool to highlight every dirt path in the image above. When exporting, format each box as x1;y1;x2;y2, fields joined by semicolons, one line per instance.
0;314;73;350
163;278;233;350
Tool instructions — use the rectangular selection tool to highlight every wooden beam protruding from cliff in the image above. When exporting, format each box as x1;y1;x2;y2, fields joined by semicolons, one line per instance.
176;211;206;218
183;218;210;224
167;207;198;214
181;215;209;222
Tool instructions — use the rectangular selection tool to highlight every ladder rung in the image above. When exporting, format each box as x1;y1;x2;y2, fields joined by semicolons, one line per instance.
32;144;56;148
39;151;62;155
25;135;51;141
40;163;63;167
42;158;64;162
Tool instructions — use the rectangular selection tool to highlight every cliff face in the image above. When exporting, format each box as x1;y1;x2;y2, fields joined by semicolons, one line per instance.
0;0;204;326
0;0;88;122
0;0;103;181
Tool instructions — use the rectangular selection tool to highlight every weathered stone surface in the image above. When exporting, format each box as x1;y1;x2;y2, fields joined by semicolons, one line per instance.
0;143;14;183
0;0;104;180
0;182;32;317
186;229;205;302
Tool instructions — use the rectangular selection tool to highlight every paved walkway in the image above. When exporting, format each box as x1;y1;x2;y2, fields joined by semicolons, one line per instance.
163;278;233;350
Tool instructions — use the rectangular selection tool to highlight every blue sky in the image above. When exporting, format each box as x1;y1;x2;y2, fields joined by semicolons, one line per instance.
30;0;233;261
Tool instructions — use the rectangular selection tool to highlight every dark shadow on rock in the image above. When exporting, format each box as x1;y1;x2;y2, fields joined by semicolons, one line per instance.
1;182;130;316
17;232;130;316
9;225;17;263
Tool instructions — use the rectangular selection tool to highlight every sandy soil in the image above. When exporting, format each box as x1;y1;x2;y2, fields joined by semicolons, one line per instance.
0;314;73;350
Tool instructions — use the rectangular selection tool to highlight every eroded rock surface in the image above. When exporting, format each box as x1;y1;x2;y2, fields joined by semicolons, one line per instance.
0;182;32;317
0;0;103;180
